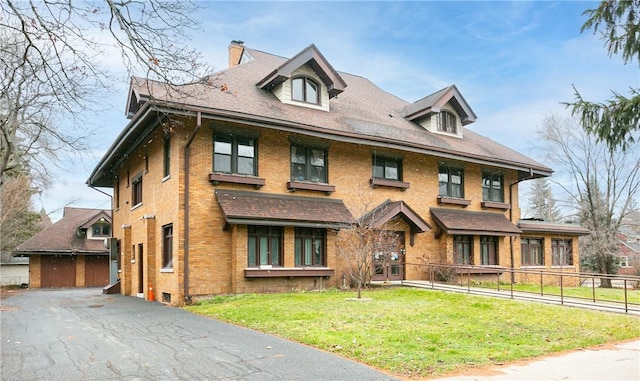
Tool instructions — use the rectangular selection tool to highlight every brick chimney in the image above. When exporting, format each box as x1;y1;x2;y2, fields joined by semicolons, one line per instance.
228;40;244;68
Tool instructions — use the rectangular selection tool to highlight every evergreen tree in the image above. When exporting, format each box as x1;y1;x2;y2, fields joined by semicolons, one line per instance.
527;178;562;221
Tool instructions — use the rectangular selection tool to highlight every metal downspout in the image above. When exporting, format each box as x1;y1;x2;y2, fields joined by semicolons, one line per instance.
184;112;202;302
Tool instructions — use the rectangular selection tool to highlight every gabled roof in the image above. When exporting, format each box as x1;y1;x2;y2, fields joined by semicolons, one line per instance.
256;44;347;98
361;200;430;233
13;207;111;256
88;43;552;188
403;85;477;125
517;219;590;236
215;189;353;229
430;208;521;236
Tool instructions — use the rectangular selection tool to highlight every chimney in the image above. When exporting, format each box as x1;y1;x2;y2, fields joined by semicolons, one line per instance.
228;40;244;68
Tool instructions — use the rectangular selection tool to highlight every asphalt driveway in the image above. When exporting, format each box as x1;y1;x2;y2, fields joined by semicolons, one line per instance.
1;288;395;381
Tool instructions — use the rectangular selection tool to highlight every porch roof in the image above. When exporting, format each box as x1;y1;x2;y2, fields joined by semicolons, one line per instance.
362;200;431;233
517;219;590;236
430;208;521;236
215;189;354;229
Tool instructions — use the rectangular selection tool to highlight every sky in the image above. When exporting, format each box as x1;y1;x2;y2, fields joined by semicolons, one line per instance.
36;0;639;222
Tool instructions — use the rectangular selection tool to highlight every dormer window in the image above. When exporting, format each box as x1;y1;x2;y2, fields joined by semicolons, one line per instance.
292;76;319;104
437;111;457;134
92;222;111;237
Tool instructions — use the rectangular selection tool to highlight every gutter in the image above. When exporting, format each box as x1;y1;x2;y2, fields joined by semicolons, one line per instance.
183;111;202;303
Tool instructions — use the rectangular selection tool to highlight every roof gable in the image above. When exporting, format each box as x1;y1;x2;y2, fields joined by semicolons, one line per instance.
403;85;477;126
256;44;347;99
362;200;431;233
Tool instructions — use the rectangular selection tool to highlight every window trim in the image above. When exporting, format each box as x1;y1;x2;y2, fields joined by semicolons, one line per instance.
438;165;465;199
213;133;258;176
294;228;326;267
131;172;143;207
521;237;544;266
163;134;171;178
437;111;457;134
482;172;504;203
453;235;473;265
290;144;328;184
551;239;573;266
479;236;499;266
247;226;283;268
92;223;111;237
291;76;320;105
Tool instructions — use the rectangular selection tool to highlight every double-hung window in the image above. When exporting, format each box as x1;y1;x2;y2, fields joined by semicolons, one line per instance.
372;154;402;181
247;226;282;267
439;166;464;198
132;173;143;206
552;239;573;266
453;235;473;265
291;145;327;183
162;224;173;269
292;76;319;104
480;236;498;265
163;135;171;178
521;238;543;266
214;134;256;175
482;172;504;202
294;228;325;267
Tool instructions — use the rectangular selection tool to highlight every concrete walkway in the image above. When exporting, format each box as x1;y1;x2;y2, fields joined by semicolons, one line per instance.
431;339;640;381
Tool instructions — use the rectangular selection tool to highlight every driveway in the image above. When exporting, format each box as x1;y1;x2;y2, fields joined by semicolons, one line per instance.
1;288;395;381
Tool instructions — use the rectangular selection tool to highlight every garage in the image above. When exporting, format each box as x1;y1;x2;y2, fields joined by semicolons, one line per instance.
41;255;77;288
85;255;109;287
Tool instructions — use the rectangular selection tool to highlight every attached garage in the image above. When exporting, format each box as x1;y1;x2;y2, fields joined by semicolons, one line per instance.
85;255;109;287
41;256;77;288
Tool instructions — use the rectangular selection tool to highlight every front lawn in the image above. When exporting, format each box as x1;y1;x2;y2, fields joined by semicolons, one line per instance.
185;287;640;378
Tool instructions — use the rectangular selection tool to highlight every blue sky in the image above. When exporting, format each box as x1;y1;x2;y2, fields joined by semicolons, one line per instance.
38;1;639;221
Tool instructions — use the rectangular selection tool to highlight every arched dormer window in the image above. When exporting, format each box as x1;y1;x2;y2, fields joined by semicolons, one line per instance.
437;111;457;134
292;76;319;104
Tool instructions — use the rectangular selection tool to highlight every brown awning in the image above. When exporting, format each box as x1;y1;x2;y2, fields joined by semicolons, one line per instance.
517;220;590;236
430;208;521;236
215;189;354;229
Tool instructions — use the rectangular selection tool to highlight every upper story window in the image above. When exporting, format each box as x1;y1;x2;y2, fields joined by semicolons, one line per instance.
439;165;464;198
92;223;111;237
372;154;402;181
214;134;257;175
163;134;171;178
132;172;143;206
437;111;457;134
292;76;319;104
552;239;573;266
482;172;504;202
291;145;327;183
295;228;325;267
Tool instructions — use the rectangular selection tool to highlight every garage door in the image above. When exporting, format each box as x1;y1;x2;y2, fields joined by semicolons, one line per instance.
41;256;76;288
85;255;109;287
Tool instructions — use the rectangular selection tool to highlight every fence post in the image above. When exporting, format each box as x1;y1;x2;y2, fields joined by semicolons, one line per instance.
540;271;544;296
560;273;564;305
624;279;628;313
592;274;596;302
467;268;471;293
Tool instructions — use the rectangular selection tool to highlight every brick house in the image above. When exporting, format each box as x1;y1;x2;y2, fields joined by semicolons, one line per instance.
13;207;112;288
616;226;640;276
87;41;589;304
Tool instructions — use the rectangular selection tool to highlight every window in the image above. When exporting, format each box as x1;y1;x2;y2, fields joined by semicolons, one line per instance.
291;145;327;183
373;154;402;181
92;223;111;237
213;134;256;175
437;111;457;133
163;135;171;178
247;226;282;267
619;256;630;268
114;179;120;209
521;238;543;266
480;236;498;265
453;235;473;265
552;239;573;266
292;76;319;104
482;173;504;202
439;166;464;198
132;173;143;206
162;224;173;269
295;228;325;267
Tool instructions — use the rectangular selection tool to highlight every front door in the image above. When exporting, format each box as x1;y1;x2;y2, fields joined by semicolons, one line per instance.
372;231;405;281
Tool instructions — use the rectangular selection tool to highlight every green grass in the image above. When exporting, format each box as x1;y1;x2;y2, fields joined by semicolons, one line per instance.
185;288;640;378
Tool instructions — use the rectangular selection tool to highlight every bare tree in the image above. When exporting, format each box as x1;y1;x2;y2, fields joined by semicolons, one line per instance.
538;114;640;287
0;174;49;259
336;192;403;299
1;0;212;187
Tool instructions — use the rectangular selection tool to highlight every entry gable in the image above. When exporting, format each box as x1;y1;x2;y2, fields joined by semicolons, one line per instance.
362;200;431;233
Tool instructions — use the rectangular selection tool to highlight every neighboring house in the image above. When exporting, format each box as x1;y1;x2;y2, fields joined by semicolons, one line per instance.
13;207;112;288
616;226;640;276
87;41;590;304
0;256;29;286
